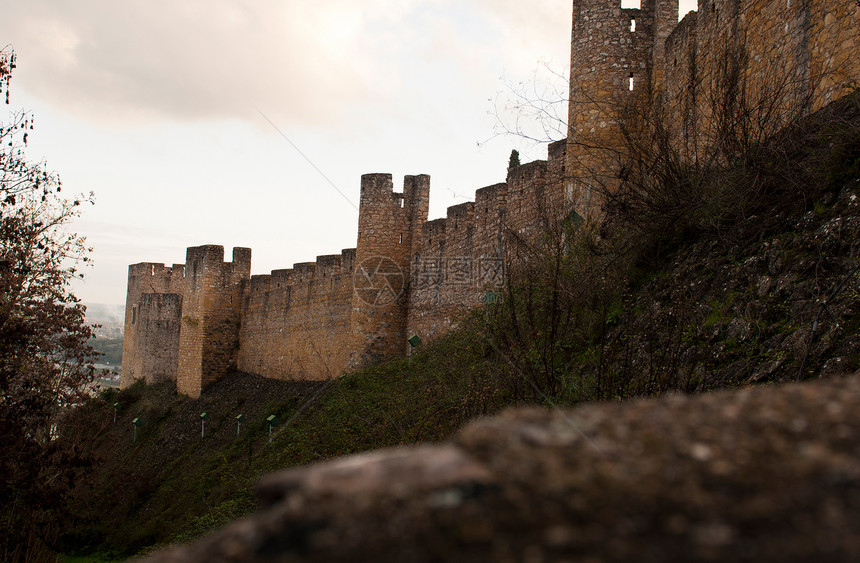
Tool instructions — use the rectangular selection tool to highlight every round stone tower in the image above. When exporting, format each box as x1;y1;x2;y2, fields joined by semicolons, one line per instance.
566;0;678;216
349;173;429;366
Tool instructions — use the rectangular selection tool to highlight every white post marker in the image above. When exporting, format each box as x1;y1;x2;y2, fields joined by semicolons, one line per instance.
236;414;245;437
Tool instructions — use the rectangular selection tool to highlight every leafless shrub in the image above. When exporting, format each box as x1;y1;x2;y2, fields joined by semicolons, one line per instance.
596;36;858;260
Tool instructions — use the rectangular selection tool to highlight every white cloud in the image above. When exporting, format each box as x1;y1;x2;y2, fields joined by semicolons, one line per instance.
3;1;577;126
3;0;399;124
3;0;581;304
470;0;571;66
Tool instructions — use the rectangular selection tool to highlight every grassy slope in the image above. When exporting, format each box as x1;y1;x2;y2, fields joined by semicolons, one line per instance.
58;329;503;559
58;92;860;560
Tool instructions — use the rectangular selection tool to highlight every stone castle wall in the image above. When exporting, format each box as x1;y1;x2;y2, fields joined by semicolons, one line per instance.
406;141;568;343
350;174;430;365
120;150;561;396
121;247;251;397
122;0;858;397
122;262;186;384
175;246;251;398
133;293;182;384
566;0;858;217
237;250;356;381
673;0;860;119
566;0;678;215
567;0;859;214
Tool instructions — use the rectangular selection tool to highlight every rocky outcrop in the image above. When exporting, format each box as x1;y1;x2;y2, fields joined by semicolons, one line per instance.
143;372;860;562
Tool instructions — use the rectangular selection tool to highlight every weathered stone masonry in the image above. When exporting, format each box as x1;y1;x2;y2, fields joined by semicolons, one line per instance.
565;0;859;216
122;262;186;385
123;0;858;397
122;152;565;397
122;247;251;397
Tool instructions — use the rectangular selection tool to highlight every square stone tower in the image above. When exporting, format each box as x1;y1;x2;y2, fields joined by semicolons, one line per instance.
176;245;251;397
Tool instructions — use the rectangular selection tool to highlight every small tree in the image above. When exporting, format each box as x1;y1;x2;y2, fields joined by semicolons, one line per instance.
507;149;521;175
0;47;98;561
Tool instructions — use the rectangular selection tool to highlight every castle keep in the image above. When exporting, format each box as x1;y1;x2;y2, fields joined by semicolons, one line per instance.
123;0;858;397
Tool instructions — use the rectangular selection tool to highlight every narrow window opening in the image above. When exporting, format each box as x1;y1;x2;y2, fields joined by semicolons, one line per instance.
132;306;137;325
399;233;403;244
628;74;634;91
630;18;636;32
400;198;404;208
151;265;155;276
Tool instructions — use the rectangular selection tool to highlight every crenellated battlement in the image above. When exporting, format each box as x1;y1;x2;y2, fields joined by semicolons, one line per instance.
507;160;546;189
124;149;555;394
475;183;506;210
124;0;859;397
237;247;358;381
446;202;475;230
126;262;186;292
121;244;252;396
315;255;342;277
292;263;316;282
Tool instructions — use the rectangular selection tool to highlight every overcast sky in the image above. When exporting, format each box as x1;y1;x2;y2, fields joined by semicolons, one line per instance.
1;0;696;306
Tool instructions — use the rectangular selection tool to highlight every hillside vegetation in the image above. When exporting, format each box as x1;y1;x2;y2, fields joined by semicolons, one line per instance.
57;332;500;559
55;92;860;560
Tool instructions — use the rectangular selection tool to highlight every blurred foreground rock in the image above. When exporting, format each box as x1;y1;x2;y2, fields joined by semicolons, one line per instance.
143;373;860;562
